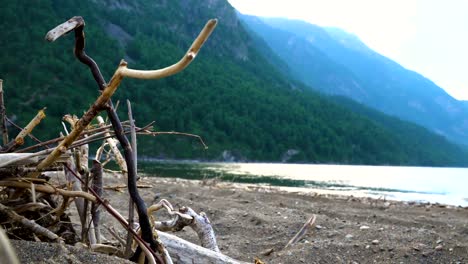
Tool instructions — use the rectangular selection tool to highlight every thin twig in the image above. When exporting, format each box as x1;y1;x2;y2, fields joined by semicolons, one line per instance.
0;79;9;146
284;214;317;248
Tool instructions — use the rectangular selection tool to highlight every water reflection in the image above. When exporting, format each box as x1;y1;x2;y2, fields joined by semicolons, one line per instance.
139;161;468;206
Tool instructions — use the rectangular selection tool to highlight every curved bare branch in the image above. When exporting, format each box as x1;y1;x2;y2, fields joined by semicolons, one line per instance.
120;19;217;79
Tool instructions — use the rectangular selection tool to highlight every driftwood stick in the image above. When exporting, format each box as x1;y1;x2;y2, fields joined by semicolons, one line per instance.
120;20;218;80
0;80;8;146
0;203;59;241
125;100;136;257
91;244;120;255
149;201;193;232
1;108;46;152
5;117;49;147
0;180;97;202
284;214;317;248
14;122;123;153
106;102;162;262
0;151;64;168
64;157;86;230
29;66;125;178
47;16;216;262
91;160;103;243
96;116;127;172
180;207;220;252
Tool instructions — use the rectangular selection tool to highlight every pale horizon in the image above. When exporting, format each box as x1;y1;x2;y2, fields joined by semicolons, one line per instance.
228;0;468;101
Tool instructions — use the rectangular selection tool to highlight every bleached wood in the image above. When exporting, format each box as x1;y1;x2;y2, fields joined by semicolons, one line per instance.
0;181;97;202
159;231;247;264
96;116;127;172
120;19;217;80
0;152;70;168
14;108;46;146
35;18;216;178
30;63;126;178
45;17;83;42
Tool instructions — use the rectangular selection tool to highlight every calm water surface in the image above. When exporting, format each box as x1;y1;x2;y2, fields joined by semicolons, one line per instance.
139;161;468;207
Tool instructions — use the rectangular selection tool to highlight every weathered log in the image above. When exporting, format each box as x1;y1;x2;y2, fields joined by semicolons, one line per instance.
159;231;248;264
0;152;71;169
180;207;220;252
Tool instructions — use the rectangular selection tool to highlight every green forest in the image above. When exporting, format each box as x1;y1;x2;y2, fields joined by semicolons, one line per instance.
0;0;467;166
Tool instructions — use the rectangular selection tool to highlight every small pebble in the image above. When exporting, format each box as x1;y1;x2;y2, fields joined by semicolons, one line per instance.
365;245;370;249
315;225;323;230
372;240;379;245
436;239;443;244
345;234;354;239
360;225;370;230
435;245;443;251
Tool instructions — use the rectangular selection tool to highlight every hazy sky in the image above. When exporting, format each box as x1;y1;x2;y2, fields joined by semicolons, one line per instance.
227;0;468;100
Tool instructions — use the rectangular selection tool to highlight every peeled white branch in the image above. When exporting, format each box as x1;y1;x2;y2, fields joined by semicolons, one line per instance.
120;19;217;80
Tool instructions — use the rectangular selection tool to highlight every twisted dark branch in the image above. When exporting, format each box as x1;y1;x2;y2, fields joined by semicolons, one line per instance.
72;18;106;90
74;20;158;260
47;16;160;262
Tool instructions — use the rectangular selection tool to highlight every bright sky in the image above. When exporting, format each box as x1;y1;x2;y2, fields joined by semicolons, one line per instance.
227;0;468;100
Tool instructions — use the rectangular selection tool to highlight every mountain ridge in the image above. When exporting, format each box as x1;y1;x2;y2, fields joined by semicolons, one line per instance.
0;0;466;166
241;15;468;145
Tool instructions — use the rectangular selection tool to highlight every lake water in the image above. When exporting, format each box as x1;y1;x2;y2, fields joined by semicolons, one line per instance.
139;161;468;207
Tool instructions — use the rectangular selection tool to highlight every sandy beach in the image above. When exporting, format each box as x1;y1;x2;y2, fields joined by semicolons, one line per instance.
10;175;468;263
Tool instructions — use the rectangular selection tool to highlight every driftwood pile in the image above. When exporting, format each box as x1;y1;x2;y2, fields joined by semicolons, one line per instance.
0;16;254;264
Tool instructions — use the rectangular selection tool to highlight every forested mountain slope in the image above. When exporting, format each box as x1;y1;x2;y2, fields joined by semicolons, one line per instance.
241;15;468;146
0;0;466;166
